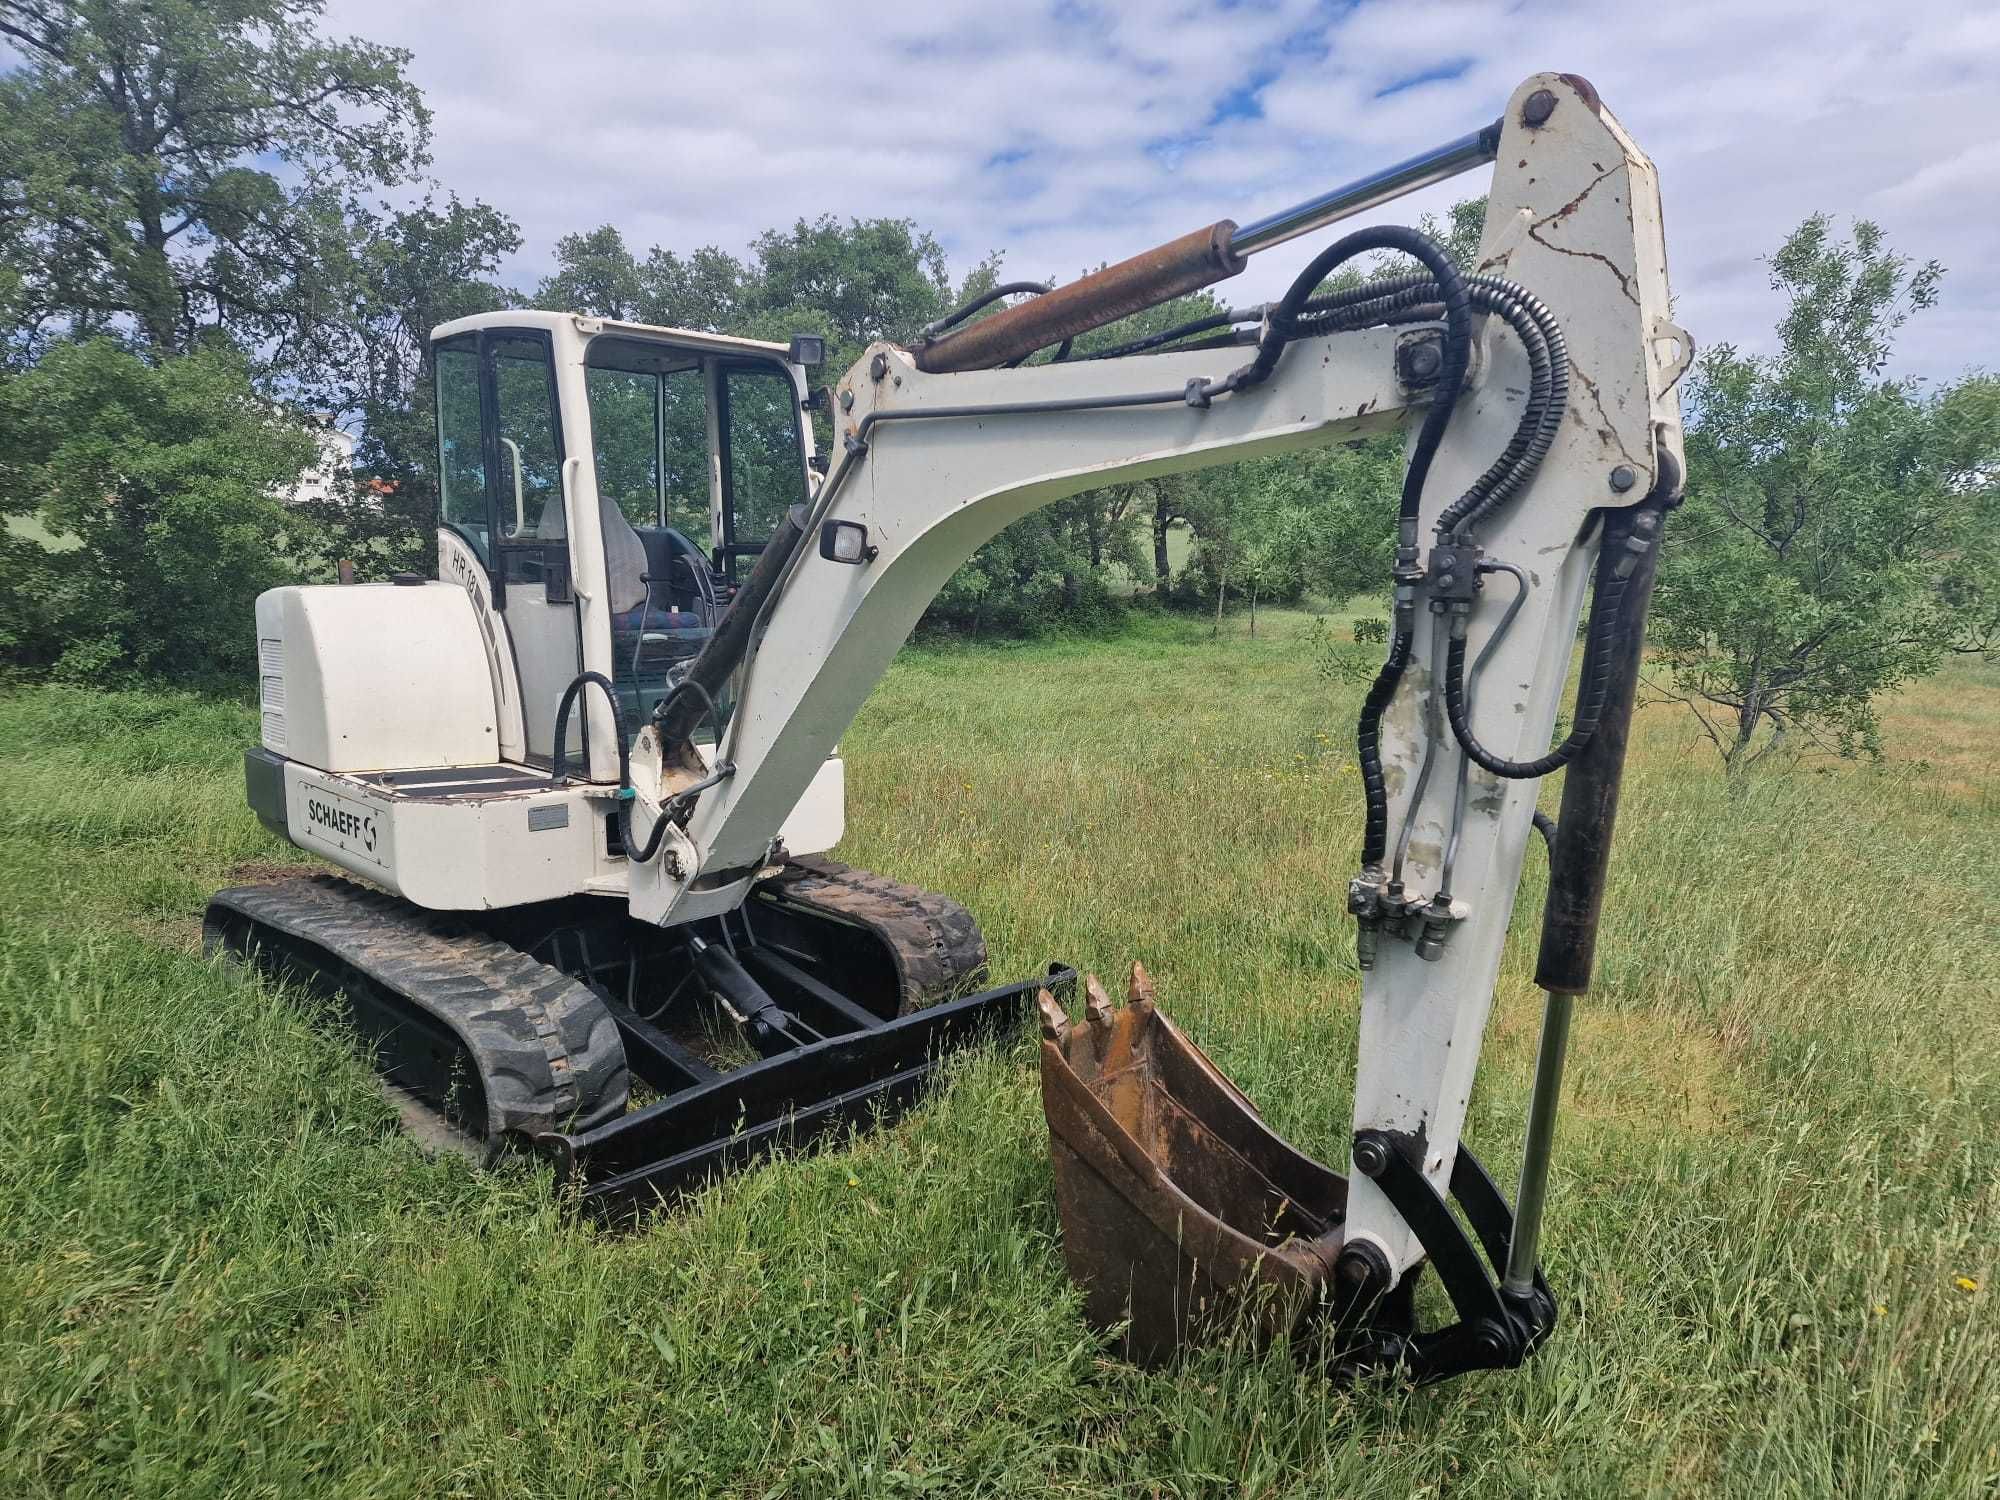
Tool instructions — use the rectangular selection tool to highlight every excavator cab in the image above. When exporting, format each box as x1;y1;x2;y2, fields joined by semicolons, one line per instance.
430;316;816;763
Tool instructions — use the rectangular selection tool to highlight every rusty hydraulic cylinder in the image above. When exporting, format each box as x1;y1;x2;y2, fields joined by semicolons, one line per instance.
913;221;1245;374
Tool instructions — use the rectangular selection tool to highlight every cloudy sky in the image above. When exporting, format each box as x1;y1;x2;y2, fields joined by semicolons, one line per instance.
328;0;1998;380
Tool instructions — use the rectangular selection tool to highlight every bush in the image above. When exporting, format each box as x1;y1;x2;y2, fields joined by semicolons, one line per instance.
0;341;313;689
1352;617;1388;645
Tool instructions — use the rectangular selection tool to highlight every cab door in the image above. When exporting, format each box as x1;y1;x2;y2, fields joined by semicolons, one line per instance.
435;329;583;767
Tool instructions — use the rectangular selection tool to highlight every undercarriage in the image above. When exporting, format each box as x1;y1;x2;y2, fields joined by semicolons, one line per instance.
205;860;1064;1214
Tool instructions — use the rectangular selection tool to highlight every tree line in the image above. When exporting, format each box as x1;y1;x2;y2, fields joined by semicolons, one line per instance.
2;1;1993;768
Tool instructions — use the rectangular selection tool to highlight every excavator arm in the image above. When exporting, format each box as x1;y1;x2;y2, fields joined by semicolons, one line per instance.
621;71;1687;1378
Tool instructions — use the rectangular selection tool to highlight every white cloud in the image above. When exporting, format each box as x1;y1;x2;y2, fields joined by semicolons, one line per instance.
327;0;1999;377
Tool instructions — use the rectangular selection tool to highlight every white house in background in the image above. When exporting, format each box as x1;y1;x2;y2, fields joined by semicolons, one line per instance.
282;414;357;506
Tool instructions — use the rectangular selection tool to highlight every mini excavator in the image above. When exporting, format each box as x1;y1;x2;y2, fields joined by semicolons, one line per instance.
209;72;1687;1386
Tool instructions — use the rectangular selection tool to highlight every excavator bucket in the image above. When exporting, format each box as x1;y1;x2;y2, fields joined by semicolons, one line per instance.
1037;965;1349;1364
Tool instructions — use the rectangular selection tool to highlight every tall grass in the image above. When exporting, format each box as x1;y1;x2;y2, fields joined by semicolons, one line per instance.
1;615;1994;1497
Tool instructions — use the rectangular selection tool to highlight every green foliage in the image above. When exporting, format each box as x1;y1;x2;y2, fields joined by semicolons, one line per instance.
0;339;312;685
299;196;520;574
1655;216;2000;768
0;0;430;369
535;225;645;320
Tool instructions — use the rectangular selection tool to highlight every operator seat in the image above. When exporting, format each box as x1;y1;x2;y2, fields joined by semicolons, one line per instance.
597;493;652;617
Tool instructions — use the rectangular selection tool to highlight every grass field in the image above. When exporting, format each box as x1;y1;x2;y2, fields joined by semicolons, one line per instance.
2;609;1995;1497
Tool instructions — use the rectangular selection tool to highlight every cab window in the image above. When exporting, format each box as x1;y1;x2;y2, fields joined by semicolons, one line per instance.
720;363;807;562
662;366;710;550
492;334;564;542
436;342;487;560
586;365;662;527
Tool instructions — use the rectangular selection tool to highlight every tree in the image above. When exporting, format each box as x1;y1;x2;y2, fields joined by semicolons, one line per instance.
1652;215;2000;769
537;225;642;320
744;215;965;382
639;244;748;331
0;0;429;372
0;339;313;684
299;195;520;574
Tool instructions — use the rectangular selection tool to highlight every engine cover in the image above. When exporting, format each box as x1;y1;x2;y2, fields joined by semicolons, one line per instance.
257;583;500;772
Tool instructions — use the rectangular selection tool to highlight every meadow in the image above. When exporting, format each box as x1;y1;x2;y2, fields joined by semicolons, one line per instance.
1;608;1994;1498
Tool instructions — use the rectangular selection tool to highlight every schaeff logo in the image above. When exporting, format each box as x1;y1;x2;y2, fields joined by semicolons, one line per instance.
307;795;377;852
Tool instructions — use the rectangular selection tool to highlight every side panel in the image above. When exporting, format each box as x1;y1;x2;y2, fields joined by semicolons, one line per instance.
777;755;844;858
279;762;609;910
257;583;499;773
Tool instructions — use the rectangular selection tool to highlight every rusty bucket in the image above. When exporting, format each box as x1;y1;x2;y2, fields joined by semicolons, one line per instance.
1037;965;1349;1365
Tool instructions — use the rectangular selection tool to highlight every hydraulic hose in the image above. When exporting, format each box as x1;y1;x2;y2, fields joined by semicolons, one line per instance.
1290;274;1568;539
1443;513;1651;780
1356;627;1415;869
549;671;674;864
1287;231;1471;869
1439;559;1530;899
1228;227;1473;529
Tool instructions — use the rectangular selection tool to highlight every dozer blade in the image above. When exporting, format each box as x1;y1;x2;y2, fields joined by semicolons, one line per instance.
548;966;1071;1219
1038;965;1349;1365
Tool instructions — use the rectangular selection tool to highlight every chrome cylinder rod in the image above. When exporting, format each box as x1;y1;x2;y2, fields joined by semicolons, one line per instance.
1230;120;1503;258
1503;987;1574;1296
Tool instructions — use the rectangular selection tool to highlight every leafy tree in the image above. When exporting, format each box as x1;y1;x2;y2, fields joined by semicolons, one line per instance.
299;196;520;574
0;339;313;684
639;244;749;332
747;215;956;376
1652;215;1999;768
0;0;429;371
537;225;643;320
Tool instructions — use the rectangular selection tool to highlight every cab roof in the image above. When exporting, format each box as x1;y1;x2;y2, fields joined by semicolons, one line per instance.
429;308;794;361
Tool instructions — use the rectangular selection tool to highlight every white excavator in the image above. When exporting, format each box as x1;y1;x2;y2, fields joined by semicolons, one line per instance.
209;72;1689;1386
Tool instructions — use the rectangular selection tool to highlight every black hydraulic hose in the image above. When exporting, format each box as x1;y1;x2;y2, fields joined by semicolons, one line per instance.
1294;233;1470;869
1439;558;1529;900
1079;306;1246;360
549;671;675;863
1291;275;1568;540
1229;229;1473;520
1531;810;1557;851
921;280;1052;338
1444;523;1642;780
1356;627;1414;867
550;671;628;788
1433;280;1567;537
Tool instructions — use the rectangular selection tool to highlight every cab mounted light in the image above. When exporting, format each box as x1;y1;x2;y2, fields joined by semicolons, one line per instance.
819;519;876;564
789;334;825;368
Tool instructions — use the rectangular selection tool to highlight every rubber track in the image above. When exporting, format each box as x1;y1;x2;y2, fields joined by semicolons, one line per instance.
764;857;990;1015
204;875;629;1139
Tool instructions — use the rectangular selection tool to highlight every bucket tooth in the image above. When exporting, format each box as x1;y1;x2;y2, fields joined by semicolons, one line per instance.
1039;964;1348;1365
1083;973;1115;1030
1037;987;1071;1043
1127;960;1157;1005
